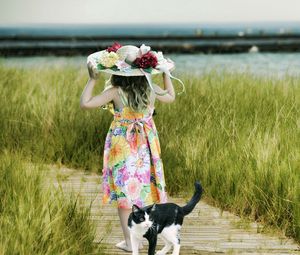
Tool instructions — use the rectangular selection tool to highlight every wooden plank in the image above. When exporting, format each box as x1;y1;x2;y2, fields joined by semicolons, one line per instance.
43;165;300;255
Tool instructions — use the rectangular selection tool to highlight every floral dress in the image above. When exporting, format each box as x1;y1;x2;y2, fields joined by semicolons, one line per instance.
101;88;168;209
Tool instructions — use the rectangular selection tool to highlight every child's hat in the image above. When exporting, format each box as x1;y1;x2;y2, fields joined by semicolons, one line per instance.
87;42;185;95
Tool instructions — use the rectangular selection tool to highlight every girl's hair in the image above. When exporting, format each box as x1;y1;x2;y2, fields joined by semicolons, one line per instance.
111;74;151;111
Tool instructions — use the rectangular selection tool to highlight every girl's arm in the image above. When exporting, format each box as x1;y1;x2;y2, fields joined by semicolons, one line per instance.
80;78;117;109
154;73;175;103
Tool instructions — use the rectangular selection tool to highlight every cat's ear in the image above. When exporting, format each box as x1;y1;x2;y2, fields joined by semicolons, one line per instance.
132;204;140;213
151;203;156;211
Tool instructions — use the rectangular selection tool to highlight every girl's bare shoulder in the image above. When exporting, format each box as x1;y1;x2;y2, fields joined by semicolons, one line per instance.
102;85;118;93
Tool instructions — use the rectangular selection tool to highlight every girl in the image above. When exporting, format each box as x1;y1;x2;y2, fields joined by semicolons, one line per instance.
80;44;182;252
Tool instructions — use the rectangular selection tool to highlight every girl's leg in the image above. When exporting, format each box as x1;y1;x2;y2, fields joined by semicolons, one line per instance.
117;207;132;248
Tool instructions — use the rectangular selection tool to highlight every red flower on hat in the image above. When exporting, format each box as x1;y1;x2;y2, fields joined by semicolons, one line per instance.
133;51;158;69
107;42;122;53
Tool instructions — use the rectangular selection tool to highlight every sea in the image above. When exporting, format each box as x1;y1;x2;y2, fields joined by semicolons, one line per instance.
1;22;300;78
1;22;300;36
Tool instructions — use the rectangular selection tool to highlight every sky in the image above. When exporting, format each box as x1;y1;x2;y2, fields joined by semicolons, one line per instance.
1;0;300;25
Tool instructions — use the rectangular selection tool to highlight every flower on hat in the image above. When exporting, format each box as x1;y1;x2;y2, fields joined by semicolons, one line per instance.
153;51;167;65
98;51;120;68
95;43;170;74
138;44;151;56
107;42;122;53
133;51;158;69
116;60;132;72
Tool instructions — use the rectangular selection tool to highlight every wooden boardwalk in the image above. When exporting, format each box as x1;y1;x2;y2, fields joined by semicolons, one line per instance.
44;164;300;255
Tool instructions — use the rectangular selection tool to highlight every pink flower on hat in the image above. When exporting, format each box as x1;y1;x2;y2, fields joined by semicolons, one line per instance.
107;42;122;53
116;60;132;72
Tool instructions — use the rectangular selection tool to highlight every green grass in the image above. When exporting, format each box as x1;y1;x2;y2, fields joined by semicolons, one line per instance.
0;149;104;254
0;64;299;242
156;70;300;241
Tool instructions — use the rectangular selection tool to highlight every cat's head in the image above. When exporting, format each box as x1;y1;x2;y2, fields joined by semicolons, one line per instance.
130;204;154;230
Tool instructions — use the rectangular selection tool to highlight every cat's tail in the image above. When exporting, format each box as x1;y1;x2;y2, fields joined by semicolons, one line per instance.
181;181;203;216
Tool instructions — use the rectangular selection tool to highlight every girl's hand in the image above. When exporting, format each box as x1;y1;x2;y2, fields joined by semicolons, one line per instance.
156;64;170;75
87;61;100;80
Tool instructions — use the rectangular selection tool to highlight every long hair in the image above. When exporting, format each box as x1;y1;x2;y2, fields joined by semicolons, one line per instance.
111;74;151;111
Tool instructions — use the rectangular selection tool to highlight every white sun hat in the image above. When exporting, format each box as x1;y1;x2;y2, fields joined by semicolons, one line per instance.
87;43;185;95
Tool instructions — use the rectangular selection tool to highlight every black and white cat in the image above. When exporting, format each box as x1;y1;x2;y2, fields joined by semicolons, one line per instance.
128;181;203;255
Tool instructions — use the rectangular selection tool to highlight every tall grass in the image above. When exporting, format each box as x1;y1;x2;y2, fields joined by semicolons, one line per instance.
0;64;299;242
0;150;103;254
156;71;300;241
0;66;110;170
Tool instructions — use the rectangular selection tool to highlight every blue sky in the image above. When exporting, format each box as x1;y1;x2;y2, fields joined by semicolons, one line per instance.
1;0;300;25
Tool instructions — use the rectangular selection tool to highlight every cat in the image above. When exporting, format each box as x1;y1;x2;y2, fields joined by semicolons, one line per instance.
127;181;203;255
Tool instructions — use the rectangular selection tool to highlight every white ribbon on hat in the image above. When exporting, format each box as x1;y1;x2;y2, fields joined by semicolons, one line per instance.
139;44;151;56
138;44;185;95
161;68;186;95
139;68;168;96
139;67;185;96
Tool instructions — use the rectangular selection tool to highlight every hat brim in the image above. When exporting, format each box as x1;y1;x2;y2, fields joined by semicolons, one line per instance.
87;50;175;77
